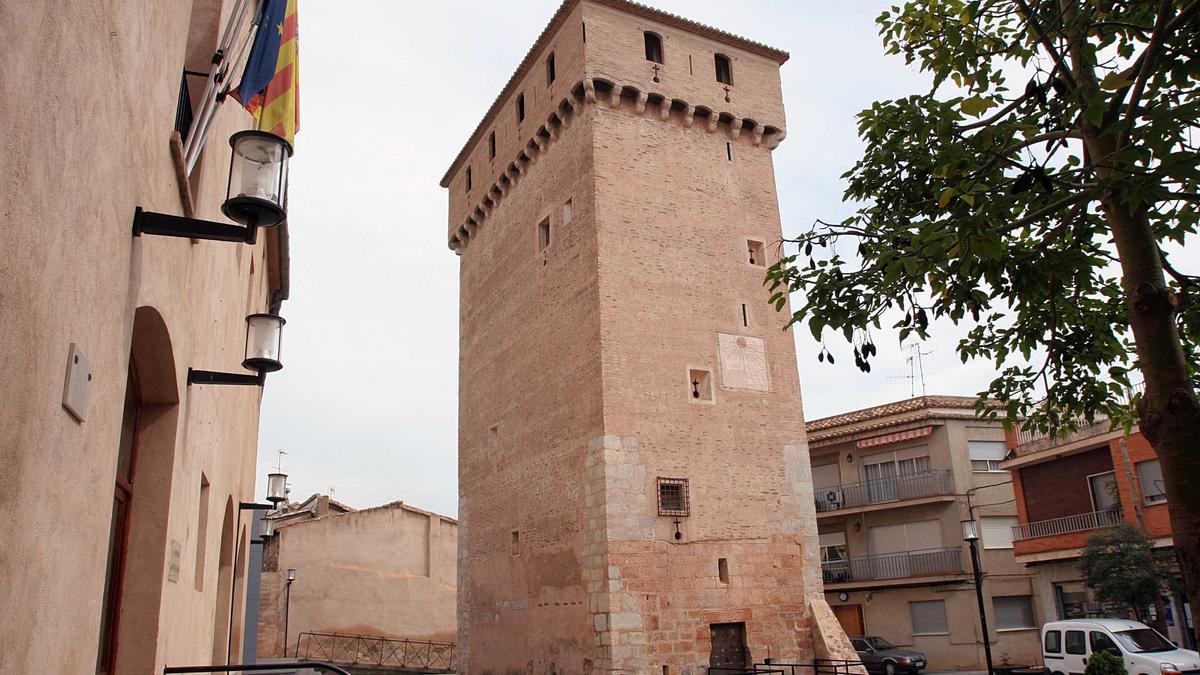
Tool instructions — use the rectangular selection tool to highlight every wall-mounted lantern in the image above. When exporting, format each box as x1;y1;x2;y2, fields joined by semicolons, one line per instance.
266;471;289;504
260;516;275;539
188;313;286;386
133;130;293;244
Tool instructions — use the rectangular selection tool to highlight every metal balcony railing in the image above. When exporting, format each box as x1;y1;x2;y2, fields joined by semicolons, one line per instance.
297;631;456;672
814;470;954;513
1012;507;1123;541
822;546;963;583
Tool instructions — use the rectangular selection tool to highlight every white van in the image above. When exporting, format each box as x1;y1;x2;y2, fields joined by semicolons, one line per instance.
1042;619;1199;675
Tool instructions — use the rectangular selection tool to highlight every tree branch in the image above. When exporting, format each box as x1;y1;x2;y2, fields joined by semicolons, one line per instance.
1014;0;1078;90
1122;0;1175;143
1002;190;1096;232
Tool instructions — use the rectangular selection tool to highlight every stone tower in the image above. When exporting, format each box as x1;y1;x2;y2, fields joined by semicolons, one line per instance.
440;1;855;672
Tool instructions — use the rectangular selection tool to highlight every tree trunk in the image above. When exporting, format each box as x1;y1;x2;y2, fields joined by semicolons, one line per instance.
1095;167;1200;647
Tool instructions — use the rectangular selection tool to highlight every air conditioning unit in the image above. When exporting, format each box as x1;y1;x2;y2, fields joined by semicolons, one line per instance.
822;488;843;509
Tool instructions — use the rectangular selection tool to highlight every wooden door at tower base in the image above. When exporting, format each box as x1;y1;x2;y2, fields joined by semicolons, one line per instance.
710;622;748;668
833;604;865;636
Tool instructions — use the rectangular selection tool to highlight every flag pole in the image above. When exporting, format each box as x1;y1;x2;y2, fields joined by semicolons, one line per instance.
182;0;250;161
184;0;257;172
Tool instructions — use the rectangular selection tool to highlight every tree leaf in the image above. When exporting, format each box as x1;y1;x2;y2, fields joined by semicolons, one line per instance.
960;95;995;117
1099;71;1133;91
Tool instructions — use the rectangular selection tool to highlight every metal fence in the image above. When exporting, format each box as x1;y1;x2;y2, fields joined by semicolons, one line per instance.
814;471;953;513
708;659;867;675
822;546;963;583
1012;507;1123;541
297;631;456;672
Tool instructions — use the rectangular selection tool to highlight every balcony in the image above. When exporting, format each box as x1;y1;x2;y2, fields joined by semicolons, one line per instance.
822;547;964;585
1012;507;1123;541
814;470;954;514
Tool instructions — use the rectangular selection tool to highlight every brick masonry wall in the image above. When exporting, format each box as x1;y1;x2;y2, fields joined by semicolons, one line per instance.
1018;447;1113;522
448;2;856;673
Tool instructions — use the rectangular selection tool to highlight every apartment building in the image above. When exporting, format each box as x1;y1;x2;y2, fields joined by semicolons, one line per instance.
1003;421;1195;649
809;396;1042;670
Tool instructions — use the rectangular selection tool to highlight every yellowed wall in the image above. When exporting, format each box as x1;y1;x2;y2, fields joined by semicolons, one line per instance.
257;503;458;658
0;1;279;672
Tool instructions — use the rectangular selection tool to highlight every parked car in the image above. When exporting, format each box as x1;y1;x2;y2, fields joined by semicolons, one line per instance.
850;635;927;675
1041;619;1200;675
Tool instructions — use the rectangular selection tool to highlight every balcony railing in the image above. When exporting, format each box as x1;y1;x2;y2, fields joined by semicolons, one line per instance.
1012;507;1124;541
814;470;953;513
822;547;963;583
1011;383;1144;451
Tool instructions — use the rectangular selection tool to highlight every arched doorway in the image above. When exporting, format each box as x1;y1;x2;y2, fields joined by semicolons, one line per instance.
96;367;141;675
97;307;180;674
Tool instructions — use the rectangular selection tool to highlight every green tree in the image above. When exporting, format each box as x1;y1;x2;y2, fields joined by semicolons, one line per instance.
765;0;1200;643
1078;524;1171;620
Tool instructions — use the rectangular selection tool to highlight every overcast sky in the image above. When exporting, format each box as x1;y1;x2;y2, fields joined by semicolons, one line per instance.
253;0;1070;515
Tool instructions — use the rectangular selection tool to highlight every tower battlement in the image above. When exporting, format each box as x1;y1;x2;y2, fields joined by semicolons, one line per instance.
443;2;857;673
442;0;789;253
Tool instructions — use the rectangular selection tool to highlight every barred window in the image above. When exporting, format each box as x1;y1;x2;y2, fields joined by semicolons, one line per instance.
658;477;689;516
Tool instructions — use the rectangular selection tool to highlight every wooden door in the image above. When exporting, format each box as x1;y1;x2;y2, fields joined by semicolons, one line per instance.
709;622;748;668
97;368;141;675
833;603;865;636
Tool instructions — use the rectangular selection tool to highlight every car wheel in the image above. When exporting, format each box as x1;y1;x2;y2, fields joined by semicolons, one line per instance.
884;662;896;675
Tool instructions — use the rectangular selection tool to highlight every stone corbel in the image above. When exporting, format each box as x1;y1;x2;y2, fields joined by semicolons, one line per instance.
729;116;742;140
683;105;695;128
634;91;648;115
706;113;720;133
610;85;622;108
583;78;596;104
659;99;672;121
767;129;788;150
752;125;764;146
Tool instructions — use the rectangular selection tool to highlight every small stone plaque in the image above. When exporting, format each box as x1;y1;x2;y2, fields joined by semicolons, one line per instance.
62;343;92;422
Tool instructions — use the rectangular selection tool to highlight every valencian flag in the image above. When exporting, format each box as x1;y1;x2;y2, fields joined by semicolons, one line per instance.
234;0;299;146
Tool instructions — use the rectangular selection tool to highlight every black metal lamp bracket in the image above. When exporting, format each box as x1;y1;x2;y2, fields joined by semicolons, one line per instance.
133;206;258;244
187;367;266;387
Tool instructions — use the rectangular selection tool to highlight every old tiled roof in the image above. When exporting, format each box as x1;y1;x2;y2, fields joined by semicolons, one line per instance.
807;395;985;433
439;0;790;187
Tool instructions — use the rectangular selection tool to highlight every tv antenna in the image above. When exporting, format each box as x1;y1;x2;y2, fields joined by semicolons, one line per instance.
889;342;934;397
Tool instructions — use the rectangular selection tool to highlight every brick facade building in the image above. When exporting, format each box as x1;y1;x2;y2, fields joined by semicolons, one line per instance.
440;1;855;672
1004;423;1195;648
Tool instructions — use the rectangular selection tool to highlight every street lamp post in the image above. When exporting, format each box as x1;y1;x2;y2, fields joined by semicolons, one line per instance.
962;519;995;675
284;568;296;658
